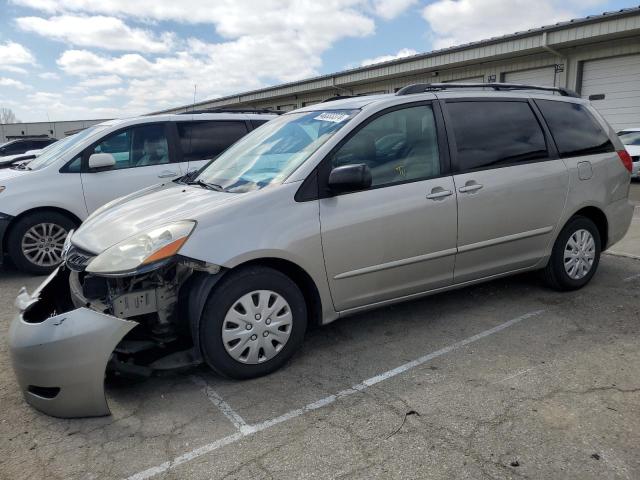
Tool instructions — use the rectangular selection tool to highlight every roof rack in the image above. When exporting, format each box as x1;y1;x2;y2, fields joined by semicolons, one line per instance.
395;82;580;98
178;108;283;115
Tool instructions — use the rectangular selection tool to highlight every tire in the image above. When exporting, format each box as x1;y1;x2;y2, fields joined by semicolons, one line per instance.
6;211;76;275
199;266;308;379
543;216;601;291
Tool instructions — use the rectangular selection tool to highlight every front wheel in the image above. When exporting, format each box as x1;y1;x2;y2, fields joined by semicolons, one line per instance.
199;266;308;379
543;216;601;291
6;212;75;275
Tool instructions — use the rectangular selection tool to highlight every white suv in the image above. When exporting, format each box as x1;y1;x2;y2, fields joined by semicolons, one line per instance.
0;111;276;273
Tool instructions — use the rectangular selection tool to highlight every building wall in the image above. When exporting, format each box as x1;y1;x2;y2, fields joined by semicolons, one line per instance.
0;119;109;143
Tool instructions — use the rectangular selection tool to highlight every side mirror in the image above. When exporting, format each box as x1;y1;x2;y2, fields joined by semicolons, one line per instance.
328;163;372;193
88;153;116;170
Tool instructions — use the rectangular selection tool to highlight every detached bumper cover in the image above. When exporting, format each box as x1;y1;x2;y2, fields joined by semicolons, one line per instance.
9;268;137;418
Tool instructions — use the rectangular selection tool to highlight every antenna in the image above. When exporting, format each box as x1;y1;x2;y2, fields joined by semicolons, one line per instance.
192;84;197;112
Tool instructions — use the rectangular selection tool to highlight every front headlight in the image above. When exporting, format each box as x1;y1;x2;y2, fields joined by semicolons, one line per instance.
0;186;5;193
86;220;196;275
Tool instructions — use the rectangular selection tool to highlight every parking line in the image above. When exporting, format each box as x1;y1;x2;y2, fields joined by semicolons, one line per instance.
190;375;249;432
126;309;544;480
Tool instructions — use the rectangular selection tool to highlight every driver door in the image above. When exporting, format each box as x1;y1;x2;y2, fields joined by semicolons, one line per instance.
80;123;183;213
319;103;458;311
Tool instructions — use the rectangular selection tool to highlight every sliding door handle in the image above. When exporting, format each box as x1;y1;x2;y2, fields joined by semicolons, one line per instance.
458;182;483;193
426;188;453;200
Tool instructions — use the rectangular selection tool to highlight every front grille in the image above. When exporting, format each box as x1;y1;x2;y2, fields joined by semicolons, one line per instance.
65;245;95;272
632;156;639;162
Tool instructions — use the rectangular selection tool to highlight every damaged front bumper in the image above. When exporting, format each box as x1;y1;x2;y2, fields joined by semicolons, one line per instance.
8;267;137;418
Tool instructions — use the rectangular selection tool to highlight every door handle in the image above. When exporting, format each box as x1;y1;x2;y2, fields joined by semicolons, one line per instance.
458;182;483;193
426;188;453;200
158;170;178;178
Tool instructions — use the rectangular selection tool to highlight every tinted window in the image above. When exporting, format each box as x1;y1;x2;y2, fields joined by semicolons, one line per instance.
448;101;547;171
332;105;440;187
178;121;248;161
536;100;614;157
250;119;270;129
91;124;170;170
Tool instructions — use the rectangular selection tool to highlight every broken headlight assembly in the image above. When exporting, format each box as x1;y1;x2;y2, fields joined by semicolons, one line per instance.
86;220;196;276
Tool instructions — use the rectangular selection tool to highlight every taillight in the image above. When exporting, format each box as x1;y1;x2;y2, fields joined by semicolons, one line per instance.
618;150;633;173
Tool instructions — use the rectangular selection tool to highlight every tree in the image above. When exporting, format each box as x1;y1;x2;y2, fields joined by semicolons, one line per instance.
0;108;19;124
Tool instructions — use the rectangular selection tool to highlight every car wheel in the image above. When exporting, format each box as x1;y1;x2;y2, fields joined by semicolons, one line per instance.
199;266;308;379
7;211;75;275
543;216;601;291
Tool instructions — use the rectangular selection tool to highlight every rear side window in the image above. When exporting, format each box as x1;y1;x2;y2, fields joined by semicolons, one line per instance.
536;100;614;157
178;121;248;161
250;119;270;129
447;101;548;171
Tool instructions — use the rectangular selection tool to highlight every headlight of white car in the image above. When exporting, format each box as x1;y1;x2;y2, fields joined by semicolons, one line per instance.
86;220;196;275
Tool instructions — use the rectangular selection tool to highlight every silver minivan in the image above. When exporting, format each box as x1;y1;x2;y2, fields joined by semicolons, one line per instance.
10;84;635;417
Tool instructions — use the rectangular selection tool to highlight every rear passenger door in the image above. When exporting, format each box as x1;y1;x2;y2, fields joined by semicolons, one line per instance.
443;99;569;283
176;120;249;175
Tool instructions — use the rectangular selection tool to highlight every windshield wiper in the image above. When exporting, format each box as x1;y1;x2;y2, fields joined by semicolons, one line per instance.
188;179;226;192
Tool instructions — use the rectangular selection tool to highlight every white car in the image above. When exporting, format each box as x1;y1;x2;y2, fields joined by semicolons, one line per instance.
0;112;276;273
618;128;640;179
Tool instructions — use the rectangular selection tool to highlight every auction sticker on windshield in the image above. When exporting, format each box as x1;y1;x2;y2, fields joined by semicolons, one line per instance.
313;112;351;123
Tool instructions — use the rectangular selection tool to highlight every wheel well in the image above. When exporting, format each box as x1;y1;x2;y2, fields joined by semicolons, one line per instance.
236;258;323;328
573;206;608;249
3;207;81;252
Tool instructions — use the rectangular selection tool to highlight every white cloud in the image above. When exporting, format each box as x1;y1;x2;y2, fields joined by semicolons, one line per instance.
16;15;174;53
360;47;418;66
38;71;60;80
0;77;29;89
0;41;35;66
373;0;417;19
422;0;608;49
77;75;122;88
85;95;108;102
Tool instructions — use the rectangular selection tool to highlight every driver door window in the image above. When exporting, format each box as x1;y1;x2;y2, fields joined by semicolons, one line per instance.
90;124;170;170
331;105;441;188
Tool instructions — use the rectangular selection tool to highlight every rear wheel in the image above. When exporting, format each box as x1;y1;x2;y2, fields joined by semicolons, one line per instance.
6;211;75;275
543;216;601;291
199;266;307;379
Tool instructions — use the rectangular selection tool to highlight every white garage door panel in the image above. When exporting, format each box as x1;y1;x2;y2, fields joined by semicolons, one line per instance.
581;55;640;130
504;67;556;86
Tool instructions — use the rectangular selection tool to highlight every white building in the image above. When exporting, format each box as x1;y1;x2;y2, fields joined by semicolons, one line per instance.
0;119;108;143
156;6;640;131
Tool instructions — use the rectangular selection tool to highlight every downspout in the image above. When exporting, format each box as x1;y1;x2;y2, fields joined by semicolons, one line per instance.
542;32;567;88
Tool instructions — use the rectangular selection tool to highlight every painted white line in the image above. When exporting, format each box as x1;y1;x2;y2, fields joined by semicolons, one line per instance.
623;272;640;282
190;375;249;432
126;309;544;480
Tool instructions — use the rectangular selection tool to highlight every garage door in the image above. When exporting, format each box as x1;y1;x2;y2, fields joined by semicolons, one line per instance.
503;67;556;86
580;55;640;131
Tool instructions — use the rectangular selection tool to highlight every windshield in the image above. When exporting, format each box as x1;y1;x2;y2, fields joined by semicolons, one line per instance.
27;125;109;170
195;109;358;192
618;131;640;146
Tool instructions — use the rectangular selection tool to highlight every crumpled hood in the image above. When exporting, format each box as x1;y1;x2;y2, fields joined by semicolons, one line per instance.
73;182;242;253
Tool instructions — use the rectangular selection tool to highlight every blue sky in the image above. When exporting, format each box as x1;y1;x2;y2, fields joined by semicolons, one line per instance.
0;0;636;122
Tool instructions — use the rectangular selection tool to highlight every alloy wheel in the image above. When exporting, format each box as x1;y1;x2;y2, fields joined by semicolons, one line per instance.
21;222;68;267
